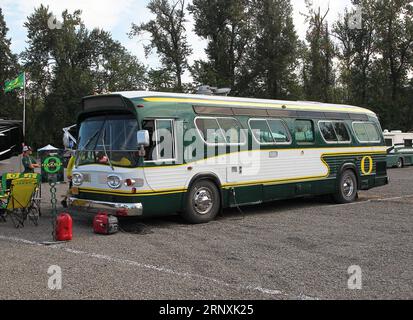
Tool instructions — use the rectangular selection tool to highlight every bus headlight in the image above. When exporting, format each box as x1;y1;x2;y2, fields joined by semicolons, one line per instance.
72;173;84;186
107;175;122;189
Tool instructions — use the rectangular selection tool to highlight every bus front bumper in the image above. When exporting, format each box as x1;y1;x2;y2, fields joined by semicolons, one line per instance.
68;197;143;216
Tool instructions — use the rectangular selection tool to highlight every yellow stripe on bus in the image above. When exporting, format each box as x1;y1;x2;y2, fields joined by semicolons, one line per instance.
143;97;375;114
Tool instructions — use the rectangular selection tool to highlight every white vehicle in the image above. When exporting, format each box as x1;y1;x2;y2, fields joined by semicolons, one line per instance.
383;130;413;148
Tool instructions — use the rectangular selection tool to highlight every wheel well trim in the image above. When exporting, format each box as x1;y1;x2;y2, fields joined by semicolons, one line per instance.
183;173;224;211
339;162;360;187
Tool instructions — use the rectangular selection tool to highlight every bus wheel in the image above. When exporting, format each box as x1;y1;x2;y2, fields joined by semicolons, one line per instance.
397;158;404;168
333;170;358;204
182;180;220;224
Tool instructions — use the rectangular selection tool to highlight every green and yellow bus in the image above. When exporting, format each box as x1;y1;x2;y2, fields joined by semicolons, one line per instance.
68;91;388;223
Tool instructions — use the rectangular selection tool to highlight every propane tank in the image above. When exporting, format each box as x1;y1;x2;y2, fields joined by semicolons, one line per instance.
55;213;73;241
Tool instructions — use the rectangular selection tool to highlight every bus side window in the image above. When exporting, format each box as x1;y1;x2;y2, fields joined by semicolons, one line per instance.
142;119;176;161
156;119;175;160
295;120;314;143
142;120;156;161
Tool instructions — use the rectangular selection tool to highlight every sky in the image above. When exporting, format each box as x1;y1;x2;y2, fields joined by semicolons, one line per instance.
1;0;354;81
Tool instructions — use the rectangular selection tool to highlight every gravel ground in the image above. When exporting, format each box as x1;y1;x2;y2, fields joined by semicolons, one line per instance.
0;157;412;300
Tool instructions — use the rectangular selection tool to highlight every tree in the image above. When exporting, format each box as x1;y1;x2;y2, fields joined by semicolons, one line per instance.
89;29;147;93
302;0;336;102
22;6;147;147
333;1;376;106
374;0;413;102
189;0;253;92
333;0;413;130
241;0;300;99
0;8;21;121
146;68;176;91
130;0;192;92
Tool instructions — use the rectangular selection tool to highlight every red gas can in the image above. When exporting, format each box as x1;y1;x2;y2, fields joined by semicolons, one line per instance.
93;213;119;235
55;213;73;241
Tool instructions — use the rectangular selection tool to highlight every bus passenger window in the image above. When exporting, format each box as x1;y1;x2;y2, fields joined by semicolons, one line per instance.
295;120;314;143
156;119;175;160
142;120;156;161
217;118;246;144
319;121;337;142
142;119;176;161
319;121;351;143
195;118;226;144
334;122;350;142
249;120;274;144
267;120;290;143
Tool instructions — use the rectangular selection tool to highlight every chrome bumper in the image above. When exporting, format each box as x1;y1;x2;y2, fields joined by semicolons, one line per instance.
68;197;143;216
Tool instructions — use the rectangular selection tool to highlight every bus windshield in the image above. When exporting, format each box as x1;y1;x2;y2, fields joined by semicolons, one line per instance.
76;114;139;168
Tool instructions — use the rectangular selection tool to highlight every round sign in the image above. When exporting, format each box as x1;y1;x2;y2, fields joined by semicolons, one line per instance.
43;156;63;174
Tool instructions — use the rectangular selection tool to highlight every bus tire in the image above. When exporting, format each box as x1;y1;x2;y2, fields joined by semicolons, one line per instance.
182;180;220;224
333;170;358;204
397;158;404;168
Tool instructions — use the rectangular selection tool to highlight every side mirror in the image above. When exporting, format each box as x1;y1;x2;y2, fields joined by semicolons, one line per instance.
137;130;150;147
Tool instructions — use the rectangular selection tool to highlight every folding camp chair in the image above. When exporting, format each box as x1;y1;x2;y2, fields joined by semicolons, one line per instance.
0;173;21;197
0;178;39;228
0;173;20;222
20;173;42;216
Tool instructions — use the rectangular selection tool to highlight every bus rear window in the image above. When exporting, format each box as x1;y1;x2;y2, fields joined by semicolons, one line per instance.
353;122;381;143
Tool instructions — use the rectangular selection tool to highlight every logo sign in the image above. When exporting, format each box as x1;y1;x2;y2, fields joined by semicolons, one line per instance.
43;156;63;174
361;156;373;175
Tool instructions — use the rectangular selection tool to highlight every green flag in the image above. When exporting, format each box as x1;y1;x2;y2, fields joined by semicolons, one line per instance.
4;73;25;93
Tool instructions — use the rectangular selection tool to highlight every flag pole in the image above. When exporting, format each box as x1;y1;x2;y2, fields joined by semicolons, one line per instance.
23;72;26;137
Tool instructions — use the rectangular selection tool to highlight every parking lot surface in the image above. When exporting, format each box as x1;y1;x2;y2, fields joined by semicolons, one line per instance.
0;158;412;300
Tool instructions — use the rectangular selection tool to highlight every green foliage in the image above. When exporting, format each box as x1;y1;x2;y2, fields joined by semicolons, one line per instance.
189;0;253;91
302;0;336;102
1;0;413;149
130;0;192;92
239;0;300;100
0;8;21;121
147;68;175;92
17;6;147;148
334;0;413;130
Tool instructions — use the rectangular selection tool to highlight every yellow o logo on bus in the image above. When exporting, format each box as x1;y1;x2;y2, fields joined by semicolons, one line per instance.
361;156;374;175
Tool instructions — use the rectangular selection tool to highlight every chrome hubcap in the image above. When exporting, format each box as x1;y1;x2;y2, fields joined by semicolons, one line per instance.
343;176;355;198
193;187;213;215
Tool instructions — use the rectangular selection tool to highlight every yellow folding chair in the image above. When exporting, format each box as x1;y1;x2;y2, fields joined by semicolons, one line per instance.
1;178;39;228
20;173;42;216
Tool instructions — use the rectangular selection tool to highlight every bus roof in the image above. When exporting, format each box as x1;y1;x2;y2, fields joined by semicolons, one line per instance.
108;91;376;116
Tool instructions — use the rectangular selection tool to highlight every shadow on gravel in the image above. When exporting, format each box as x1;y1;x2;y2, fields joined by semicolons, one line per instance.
111;195;337;231
67;193;376;232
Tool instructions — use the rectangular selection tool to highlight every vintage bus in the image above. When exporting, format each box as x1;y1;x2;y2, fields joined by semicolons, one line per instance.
68;92;388;223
